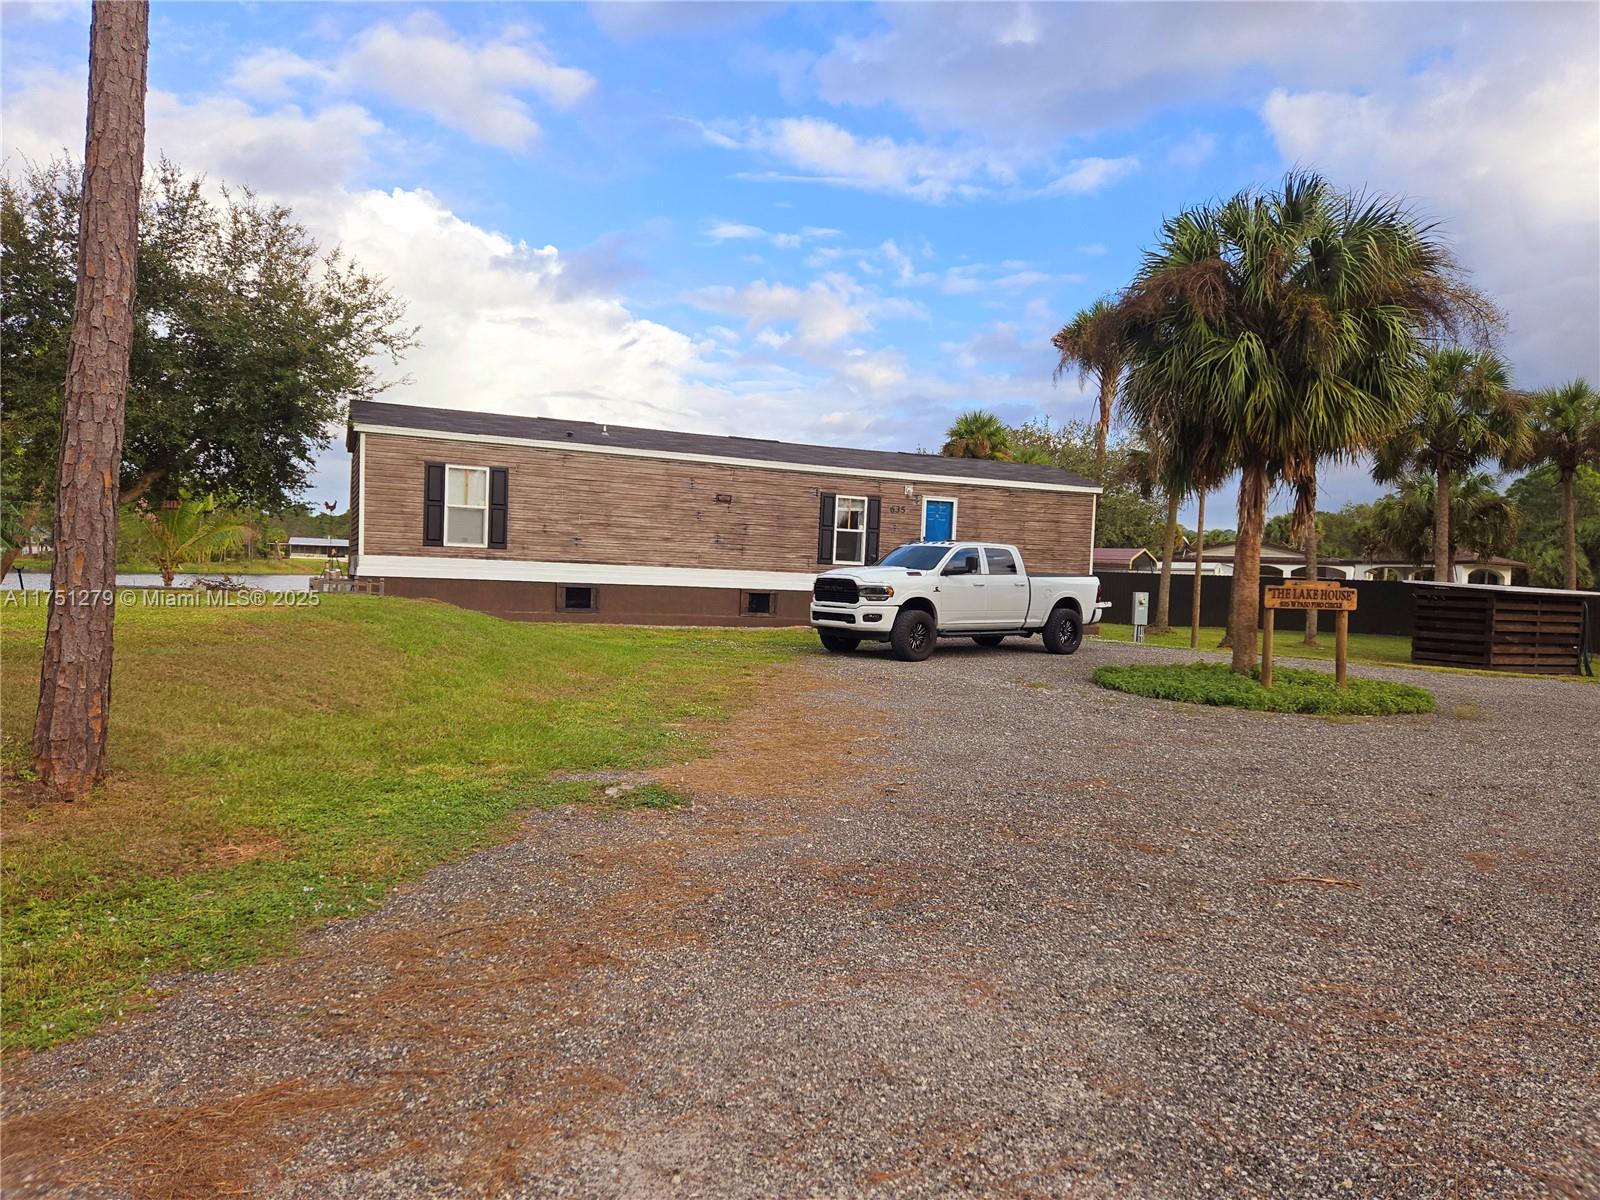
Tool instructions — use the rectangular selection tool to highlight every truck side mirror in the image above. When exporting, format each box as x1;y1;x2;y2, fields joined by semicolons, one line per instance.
944;554;978;576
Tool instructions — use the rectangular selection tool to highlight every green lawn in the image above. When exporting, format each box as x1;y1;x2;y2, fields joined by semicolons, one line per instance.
0;596;812;1052
10;555;335;575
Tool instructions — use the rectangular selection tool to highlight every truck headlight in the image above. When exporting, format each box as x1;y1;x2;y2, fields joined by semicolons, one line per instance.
859;584;894;601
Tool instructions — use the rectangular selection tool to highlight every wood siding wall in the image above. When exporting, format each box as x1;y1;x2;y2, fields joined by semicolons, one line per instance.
360;431;1096;576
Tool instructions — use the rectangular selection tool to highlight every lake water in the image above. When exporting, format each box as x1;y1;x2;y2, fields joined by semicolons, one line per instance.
3;571;316;592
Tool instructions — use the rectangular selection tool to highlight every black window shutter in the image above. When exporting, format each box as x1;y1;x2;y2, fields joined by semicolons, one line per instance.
488;467;509;549
423;462;445;546
816;492;836;564
865;496;882;564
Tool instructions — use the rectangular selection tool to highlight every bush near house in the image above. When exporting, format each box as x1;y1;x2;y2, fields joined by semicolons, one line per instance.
1093;662;1436;716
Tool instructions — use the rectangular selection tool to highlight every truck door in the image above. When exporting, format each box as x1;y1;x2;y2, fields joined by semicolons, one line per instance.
983;547;1029;628
935;546;987;630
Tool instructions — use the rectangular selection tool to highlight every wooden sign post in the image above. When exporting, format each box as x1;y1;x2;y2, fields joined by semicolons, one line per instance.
1261;580;1358;687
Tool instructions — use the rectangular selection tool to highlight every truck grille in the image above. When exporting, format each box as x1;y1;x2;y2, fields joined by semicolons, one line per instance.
813;577;859;604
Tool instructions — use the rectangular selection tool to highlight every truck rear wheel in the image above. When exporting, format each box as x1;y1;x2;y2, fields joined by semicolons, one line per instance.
1042;606;1083;655
973;635;1006;647
890;609;936;662
818;632;860;653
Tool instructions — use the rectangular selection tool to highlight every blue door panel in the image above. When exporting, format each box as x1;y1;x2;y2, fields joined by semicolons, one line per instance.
924;500;954;540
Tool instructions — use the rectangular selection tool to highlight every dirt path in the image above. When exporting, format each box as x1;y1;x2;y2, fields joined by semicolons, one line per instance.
4;643;1597;1198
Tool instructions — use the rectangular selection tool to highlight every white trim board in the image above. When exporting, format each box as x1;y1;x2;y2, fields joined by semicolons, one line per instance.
351;422;1102;496
356;431;367;565
359;555;821;591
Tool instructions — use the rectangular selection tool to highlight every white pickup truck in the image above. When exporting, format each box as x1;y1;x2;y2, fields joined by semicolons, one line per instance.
810;541;1107;662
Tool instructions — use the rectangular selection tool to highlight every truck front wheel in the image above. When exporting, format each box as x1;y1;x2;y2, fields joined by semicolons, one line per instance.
1042;607;1083;655
818;632;860;653
890;609;937;662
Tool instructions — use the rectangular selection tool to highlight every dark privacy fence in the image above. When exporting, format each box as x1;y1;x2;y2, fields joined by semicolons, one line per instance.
1094;571;1600;652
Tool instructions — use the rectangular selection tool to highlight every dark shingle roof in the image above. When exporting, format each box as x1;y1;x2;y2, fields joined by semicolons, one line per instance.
349;400;1098;491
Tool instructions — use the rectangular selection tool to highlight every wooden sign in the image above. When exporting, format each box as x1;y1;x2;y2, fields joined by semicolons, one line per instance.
1264;581;1358;612
1261;581;1356;690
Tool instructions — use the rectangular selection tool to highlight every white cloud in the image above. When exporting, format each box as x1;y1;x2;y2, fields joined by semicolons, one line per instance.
810;3;1463;139
230;13;595;151
703;220;841;249
704;114;1139;204
1167;131;1217;167
227;48;332;102
1041;155;1139;196
708;116;1013;202
588;2;775;42
870;239;1079;295
704;221;767;242
687;277;875;348
3;66;377;195
1261;8;1600;385
839;347;908;389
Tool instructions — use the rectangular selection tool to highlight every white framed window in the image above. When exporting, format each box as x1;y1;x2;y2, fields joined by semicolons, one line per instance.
444;465;489;547
833;495;868;565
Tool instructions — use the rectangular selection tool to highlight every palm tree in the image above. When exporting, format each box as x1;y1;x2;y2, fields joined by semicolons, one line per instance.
942;410;1013;460
1285;451;1324;644
1369;472;1518;571
1508;379;1600;589
1373;347;1525;583
1053;298;1128;480
124;496;246;586
1118;171;1498;674
1008;444;1055;466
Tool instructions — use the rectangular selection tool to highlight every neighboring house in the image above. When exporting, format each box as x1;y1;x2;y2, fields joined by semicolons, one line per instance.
346;400;1101;625
287;536;349;558
1095;547;1157;572
1164;541;1525;585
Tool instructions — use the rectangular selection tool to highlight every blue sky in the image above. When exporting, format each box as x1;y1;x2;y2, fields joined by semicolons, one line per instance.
4;1;1597;524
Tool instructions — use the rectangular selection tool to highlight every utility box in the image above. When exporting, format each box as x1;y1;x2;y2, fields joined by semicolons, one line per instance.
1132;591;1150;643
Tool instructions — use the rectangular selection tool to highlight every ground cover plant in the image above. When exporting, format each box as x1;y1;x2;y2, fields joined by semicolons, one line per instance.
0;595;809;1052
1094;622;1596;683
1092;661;1436;716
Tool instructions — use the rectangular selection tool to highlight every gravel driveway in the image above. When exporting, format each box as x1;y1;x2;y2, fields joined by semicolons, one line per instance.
5;638;1597;1199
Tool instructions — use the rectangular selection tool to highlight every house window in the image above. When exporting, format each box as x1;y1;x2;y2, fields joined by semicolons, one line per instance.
1467;569;1500;585
444;465;489;547
743;591;774;615
834;495;867;565
559;585;597;612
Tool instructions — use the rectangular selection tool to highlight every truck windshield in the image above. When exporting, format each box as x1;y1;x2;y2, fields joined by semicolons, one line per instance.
878;543;952;570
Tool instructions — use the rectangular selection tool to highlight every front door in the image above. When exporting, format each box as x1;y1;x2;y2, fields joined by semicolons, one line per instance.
923;498;955;541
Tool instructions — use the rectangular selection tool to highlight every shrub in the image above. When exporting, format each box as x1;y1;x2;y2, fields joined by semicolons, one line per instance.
1092;662;1435;716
